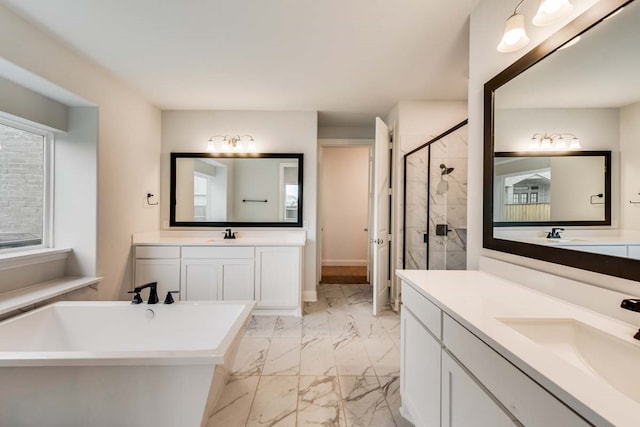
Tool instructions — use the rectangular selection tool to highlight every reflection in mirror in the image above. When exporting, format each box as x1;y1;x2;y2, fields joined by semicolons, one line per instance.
483;0;640;281
170;153;303;227
493;152;610;225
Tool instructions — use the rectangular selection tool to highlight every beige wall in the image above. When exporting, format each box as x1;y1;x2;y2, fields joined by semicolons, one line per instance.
321;146;370;265
0;3;161;300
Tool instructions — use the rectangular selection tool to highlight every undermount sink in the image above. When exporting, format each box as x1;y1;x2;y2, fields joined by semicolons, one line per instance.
498;317;640;403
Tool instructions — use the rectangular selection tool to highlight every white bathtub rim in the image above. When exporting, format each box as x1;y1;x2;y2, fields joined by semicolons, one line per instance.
0;300;255;367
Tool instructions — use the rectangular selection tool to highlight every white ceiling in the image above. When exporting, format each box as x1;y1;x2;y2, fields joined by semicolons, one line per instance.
1;0;480;129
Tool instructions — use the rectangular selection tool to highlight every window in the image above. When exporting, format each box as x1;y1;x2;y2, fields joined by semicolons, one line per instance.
530;192;538;203
0;119;52;251
193;173;209;221
521;193;528;204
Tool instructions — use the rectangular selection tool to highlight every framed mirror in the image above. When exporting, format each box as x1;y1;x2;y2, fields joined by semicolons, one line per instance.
170;153;303;227
483;0;640;282
493;151;611;227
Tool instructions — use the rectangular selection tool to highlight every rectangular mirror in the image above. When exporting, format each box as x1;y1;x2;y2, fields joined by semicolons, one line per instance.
170;153;303;227
483;0;640;282
493;151;611;226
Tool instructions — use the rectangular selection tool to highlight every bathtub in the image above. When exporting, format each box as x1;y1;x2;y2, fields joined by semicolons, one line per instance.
0;300;254;427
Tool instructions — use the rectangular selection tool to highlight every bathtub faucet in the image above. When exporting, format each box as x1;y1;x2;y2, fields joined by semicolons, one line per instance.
130;282;159;304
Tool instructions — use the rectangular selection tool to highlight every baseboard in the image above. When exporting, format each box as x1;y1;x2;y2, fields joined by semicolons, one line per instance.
322;259;367;266
302;290;317;302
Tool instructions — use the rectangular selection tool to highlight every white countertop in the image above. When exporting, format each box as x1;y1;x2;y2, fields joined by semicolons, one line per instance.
396;269;640;427
132;230;306;246
494;229;640;246
517;236;640;246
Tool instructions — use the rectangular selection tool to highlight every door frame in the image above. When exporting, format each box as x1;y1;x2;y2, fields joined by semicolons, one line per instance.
317;139;374;288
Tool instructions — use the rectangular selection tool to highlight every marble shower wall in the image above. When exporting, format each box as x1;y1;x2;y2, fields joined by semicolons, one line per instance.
404;125;468;270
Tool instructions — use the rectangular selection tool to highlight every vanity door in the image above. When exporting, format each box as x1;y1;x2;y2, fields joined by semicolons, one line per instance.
218;258;254;300
181;259;219;300
441;351;517;427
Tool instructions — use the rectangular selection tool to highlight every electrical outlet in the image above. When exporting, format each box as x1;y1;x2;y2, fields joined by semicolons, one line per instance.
163;220;169;229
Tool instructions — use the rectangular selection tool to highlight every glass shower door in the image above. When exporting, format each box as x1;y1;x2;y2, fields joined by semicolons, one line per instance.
403;122;468;271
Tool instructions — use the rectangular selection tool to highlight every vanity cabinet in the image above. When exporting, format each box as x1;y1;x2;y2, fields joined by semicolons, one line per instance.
134;246;181;299
627;245;640;260
255;247;301;308
400;280;590;427
133;243;302;315
180;246;255;302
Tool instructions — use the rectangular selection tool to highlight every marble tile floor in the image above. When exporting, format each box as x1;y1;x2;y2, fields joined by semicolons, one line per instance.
207;283;412;427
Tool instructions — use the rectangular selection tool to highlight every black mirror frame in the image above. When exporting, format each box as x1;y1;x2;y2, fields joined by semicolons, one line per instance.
482;0;640;282
170;152;304;228
493;150;611;227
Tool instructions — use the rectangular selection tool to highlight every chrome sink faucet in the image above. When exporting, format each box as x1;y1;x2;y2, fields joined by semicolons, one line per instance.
546;227;565;239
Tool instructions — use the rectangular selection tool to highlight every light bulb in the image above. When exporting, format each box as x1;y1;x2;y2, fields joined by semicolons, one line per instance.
498;14;530;53
569;137;581;150
554;136;567;150
533;0;574;26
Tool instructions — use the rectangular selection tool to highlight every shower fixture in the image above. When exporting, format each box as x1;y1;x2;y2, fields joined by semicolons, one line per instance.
440;164;455;176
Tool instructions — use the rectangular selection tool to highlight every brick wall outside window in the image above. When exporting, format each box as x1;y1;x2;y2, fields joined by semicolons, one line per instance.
0;124;44;239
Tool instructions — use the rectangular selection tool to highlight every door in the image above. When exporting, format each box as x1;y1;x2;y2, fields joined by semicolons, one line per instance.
181;259;219;300
372;117;391;316
219;258;254;300
401;308;441;427
441;350;517;427
255;247;301;308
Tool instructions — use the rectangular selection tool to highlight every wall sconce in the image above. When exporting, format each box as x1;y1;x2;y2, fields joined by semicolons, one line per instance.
528;132;581;151
498;0;574;53
206;134;256;153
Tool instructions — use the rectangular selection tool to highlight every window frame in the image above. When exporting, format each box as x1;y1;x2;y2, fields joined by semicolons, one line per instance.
0;116;54;254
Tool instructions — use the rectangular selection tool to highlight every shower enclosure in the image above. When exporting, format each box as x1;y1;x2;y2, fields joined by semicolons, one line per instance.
403;120;468;270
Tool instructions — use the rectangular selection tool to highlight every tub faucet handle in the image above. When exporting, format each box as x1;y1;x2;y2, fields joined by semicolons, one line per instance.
127;290;143;304
164;291;179;304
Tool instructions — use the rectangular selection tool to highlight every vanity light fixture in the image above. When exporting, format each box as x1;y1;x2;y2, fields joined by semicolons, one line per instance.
528;132;581;151
498;0;575;53
206;134;256;153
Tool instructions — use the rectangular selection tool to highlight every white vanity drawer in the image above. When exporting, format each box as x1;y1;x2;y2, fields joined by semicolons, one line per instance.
443;314;590;427
181;246;254;259
135;246;180;259
402;281;442;338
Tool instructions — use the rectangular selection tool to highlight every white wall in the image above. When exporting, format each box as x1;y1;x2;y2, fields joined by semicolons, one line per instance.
620;101;640;230
161;110;318;298
469;0;640;294
321;146;370;266
54;107;98;277
0;3;162;301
